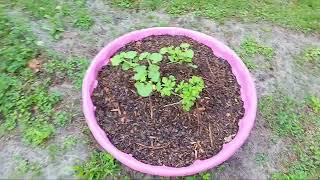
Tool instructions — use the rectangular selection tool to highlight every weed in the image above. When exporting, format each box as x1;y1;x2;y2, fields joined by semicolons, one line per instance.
308;95;320;113
12;0;94;39
0;9;76;147
63;136;77;150
74;13;94;30
48;144;60;161
44;57;89;89
53;111;71;127
254;153;267;166
259;95;303;138
260;93;320;178
23;122;55;146
74;151;120;180
200;172;211;180
243;58;257;70
110;0;320;32
295;47;320;74
216;164;226;173
240;38;275;68
13;156;42;178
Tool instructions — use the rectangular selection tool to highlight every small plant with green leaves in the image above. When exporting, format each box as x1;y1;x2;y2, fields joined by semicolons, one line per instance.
254;153;267;166
238;38;275;70
74;151;120;180
63;136;77;150
13;156;42;178
308;95;320;113
175;76;205;111
160;43;196;67
295;47;320;73
156;75;176;96
110;44;205;111
111;51;139;70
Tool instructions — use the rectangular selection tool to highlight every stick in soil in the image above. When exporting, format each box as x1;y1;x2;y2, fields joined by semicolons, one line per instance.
162;101;181;108
208;124;214;147
149;97;153;120
136;143;169;150
205;58;215;78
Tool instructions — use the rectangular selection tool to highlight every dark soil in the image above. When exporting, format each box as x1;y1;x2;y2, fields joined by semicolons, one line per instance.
92;35;245;167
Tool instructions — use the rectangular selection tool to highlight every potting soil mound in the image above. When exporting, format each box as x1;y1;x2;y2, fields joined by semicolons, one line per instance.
92;35;245;167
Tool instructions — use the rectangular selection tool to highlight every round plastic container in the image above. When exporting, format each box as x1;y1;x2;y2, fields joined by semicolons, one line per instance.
82;27;257;177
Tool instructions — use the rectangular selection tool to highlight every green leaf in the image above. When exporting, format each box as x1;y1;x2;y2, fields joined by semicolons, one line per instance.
185;49;194;58
111;55;123;66
148;64;160;82
121;62;131;70
180;43;190;49
160;48;168;54
134;82;153;97
133;65;147;81
156;82;162;92
124;51;137;59
149;53;163;63
139;52;150;60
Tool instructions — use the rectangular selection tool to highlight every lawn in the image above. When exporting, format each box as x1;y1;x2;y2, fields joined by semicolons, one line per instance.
0;0;319;179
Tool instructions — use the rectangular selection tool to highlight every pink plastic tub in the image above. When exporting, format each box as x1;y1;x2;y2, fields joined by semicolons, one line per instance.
82;27;257;177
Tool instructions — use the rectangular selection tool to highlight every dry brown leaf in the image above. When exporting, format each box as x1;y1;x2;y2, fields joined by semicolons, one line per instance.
224;134;236;143
28;58;42;72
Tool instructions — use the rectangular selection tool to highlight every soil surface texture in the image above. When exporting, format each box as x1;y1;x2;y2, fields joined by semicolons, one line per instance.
92;35;245;167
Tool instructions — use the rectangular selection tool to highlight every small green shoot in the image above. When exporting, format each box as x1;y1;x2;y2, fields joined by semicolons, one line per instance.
254;153;267;166
160;43;195;66
110;43;204;111
157;75;176;96
134;82;153;97
308;95;320;113
175;76;205;111
63;136;77;150
295;47;320;73
74;14;94;30
74;151;120;180
238;38;275;70
53;111;71;127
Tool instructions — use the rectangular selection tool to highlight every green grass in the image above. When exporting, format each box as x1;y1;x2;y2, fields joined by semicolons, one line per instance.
44;57;89;89
295;47;320;74
0;7;88;147
63;135;77;150
8;0;94;39
109;0;320;33
254;153;268;166
12;156;42;178
74;151;121;180
0;11;62;145
236;38;275;70
259;93;320;178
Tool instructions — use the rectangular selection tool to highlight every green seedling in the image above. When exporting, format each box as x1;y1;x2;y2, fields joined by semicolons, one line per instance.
111;51;139;70
309;95;320;113
74;151;120;180
110;43;204;111
156;75;176;96
175;76;205;111
160;43;195;66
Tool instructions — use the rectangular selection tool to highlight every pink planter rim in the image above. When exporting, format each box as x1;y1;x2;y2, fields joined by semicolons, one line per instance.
82;27;257;177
